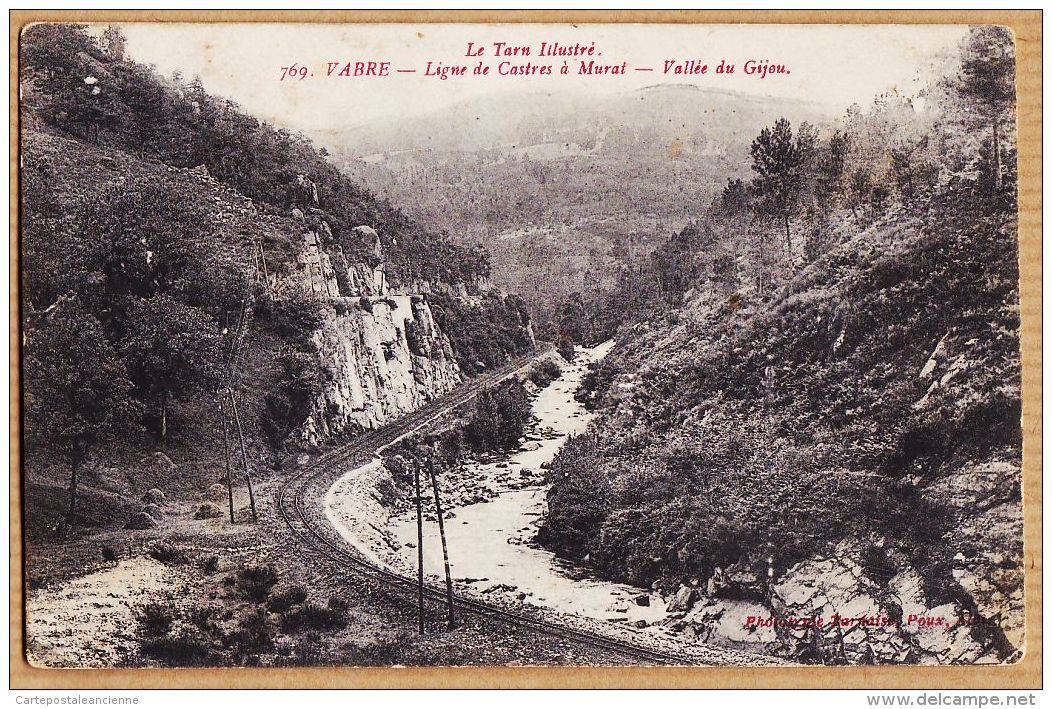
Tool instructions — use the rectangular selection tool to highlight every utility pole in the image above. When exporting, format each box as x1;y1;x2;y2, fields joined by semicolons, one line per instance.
227;388;257;523
426;453;456;630
414;458;425;634
217;396;236;523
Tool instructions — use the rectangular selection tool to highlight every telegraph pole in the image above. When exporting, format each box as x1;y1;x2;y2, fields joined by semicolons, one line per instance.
227;388;257;523
414;458;425;634
426;453;456;629
217;396;235;523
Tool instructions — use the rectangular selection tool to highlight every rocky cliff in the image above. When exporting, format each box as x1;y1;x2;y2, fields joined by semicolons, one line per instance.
287;179;528;445
282;185;459;443
303;295;461;443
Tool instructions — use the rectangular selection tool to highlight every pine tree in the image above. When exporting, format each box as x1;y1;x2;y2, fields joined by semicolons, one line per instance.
748;118;817;257
954;26;1015;194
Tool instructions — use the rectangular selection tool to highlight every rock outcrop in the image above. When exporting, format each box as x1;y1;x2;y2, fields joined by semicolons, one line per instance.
302;295;461;443
663;535;1014;665
283;186;530;446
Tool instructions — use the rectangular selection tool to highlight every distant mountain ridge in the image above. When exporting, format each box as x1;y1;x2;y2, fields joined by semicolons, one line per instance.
322;85;828;338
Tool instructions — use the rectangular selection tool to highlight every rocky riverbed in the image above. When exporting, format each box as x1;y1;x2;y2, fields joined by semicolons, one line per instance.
388;342;725;633
322;342;796;660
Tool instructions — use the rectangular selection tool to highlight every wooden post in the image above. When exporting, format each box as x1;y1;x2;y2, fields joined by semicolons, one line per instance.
414;459;425;634
227;388;257;523
217;396;236;523
426;454;456;629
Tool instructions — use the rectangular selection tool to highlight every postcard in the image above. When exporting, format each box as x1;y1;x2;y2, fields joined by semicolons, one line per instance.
10;10;1041;689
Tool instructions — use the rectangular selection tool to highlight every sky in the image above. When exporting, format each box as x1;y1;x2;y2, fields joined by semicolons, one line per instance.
103;23;969;141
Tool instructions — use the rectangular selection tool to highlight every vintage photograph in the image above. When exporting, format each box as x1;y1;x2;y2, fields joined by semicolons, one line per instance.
16;18;1026;672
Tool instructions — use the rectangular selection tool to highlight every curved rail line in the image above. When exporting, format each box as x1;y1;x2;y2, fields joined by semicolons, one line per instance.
276;346;773;666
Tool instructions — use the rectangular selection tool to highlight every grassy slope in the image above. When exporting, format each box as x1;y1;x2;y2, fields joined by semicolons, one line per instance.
540;185;1021;642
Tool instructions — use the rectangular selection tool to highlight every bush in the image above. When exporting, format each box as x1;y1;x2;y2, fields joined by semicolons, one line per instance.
527;359;562;388
147;542;188;565
237;564;279;602
125;511;158;530
463;379;531;452
556;337;576;362
575;360;618;410
194;502;224;520
228;608;275;660
140;628;218;667
257;287;325;347
262;349;321;447
280;595;350;633
136;601;175;636
266;584;309;613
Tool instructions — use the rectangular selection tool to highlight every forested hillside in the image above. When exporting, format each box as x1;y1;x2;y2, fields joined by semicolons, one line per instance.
539;26;1023;663
335;85;823;343
19;23;533;538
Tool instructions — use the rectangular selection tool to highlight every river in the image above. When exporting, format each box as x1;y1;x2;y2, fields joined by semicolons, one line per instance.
389;341;672;629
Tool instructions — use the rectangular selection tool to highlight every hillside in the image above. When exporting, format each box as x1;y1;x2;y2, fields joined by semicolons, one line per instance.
328;85;826;338
19;23;534;542
537;28;1023;664
539;181;1022;664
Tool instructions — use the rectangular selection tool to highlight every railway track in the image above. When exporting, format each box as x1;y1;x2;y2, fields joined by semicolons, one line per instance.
276;345;774;666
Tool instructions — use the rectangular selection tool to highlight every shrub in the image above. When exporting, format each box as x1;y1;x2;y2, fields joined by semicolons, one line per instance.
280;595;350;633
125;511;158;530
266;584;309;613
147;542;188;565
136;601;175;636
258;287;324;347
463;379;530;452
556;337;576;362
237;564;279;602
575;361;618;410
262;349;321;447
282;632;342;666
194;503;223;520
140;628;217;667
527;359;562;388
228;608;275;659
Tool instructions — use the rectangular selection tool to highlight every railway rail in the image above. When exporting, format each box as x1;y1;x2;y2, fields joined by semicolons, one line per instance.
276;345;780;666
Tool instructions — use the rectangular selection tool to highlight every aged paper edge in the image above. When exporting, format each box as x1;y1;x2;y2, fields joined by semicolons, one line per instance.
8;9;1042;690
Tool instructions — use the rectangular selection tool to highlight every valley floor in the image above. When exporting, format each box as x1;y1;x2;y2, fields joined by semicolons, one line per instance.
24;479;656;668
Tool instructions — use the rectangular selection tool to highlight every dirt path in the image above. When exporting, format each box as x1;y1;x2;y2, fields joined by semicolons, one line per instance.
26;557;188;668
